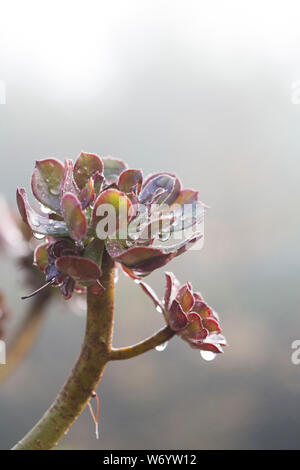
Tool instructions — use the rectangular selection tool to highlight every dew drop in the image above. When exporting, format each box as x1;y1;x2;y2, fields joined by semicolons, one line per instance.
156;306;163;313
155;341;168;352
33;232;46;240
40;204;52;214
200;350;216;361
158;232;169;242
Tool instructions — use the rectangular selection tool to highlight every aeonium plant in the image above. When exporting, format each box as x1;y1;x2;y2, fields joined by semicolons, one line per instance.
11;152;226;450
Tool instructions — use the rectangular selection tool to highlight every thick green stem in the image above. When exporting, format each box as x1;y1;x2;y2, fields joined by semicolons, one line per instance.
12;255;115;450
110;326;175;360
0;291;51;385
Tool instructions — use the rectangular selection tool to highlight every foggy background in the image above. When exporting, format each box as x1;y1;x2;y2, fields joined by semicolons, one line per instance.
0;0;300;449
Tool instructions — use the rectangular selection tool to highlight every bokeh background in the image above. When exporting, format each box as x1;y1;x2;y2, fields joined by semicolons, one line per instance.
0;0;300;450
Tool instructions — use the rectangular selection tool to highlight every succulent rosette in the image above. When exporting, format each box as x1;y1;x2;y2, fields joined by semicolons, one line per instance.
140;272;227;355
16;152;206;298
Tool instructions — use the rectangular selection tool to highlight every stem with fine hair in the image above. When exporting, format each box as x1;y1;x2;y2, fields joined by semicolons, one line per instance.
12;254;115;450
110;326;175;361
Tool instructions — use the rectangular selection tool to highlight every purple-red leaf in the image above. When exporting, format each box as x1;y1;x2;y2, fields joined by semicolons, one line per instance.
61;193;87;242
73;152;103;190
140;172;181;205
118;169;143;194
164;272;179;310
176;284;195;313
202;317;222;333
17;188;68;236
33;243;49;272
181;312;206;341
106;243;176;276
172;189;198;206
92;189;132;236
192;298;213;318
56;255;101;282
79;177;95;209
60;159;79;196
139;174;176;204
168;299;188;331
31;158;65;212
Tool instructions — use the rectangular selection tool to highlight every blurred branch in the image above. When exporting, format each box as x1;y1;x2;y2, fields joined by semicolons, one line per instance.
0;290;51;385
110;326;175;361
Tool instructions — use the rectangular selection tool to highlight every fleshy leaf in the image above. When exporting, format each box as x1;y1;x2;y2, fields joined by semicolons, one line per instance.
140;172;181;205
61;193;87;242
172;189;199;206
176;284;195;313
79;177;95;209
139;174;176;204
31;159;65;212
202;317;222;333
94;171;104;194
103;157;127;184
92;189;132;235
17;188;68;236
49;239;75;259
193;299;213;318
168;299;188;331
73;152;103;190
56;256;101;282
60;159;79;196
118;169;143;194
106;243;176;276
182;312;206;341
164;272;180;310
33;243;49;272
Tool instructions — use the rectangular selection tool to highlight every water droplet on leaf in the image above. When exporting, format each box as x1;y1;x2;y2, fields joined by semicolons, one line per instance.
33;232;45;240
40;204;52;214
155;341;168;352
200;350;216;361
